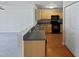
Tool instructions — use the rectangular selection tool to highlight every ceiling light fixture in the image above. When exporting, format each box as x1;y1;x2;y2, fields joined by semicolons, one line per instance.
49;6;54;8
45;4;58;9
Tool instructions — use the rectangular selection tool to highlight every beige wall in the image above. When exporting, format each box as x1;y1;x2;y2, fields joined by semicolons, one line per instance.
36;8;63;20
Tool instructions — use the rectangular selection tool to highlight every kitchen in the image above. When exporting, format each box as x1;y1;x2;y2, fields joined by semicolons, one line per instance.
23;1;63;57
0;1;77;57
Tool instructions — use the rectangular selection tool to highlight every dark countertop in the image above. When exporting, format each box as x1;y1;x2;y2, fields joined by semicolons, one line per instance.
37;19;63;24
37;20;51;24
23;26;46;41
27;31;46;40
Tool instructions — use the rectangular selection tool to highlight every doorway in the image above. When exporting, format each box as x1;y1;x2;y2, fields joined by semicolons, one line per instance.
35;2;73;57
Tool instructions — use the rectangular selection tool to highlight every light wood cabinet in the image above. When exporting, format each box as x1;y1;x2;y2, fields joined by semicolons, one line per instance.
46;24;52;33
35;9;42;20
24;40;45;57
60;24;63;33
40;24;63;33
40;24;52;33
36;9;63;20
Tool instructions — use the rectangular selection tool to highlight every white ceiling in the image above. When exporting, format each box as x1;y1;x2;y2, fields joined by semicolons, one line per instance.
34;1;63;9
0;1;63;9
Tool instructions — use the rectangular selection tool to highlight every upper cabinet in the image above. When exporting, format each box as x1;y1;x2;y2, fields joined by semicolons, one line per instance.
36;9;63;20
35;9;42;20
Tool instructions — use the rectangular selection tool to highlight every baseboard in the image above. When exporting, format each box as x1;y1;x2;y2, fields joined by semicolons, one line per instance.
64;45;75;57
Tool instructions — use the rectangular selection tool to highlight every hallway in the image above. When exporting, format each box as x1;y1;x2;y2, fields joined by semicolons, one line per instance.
46;33;74;57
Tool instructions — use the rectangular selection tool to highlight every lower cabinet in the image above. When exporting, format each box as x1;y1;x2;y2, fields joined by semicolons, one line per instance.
46;24;52;33
40;24;63;33
24;40;45;57
40;24;52;33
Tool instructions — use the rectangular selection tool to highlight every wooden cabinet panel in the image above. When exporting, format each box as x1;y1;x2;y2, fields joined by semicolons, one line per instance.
60;24;63;33
40;24;62;33
46;24;52;33
40;24;52;33
36;9;63;20
35;9;42;20
24;40;45;57
41;9;48;19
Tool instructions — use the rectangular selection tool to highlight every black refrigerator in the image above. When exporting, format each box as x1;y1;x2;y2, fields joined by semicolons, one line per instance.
51;15;60;33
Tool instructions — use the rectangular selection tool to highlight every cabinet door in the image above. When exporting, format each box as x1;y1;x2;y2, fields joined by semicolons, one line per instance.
41;24;52;33
24;40;45;57
46;24;52;33
40;24;46;32
35;9;42;20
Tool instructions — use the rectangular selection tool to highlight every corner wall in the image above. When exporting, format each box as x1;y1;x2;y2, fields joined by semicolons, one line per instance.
0;3;37;32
